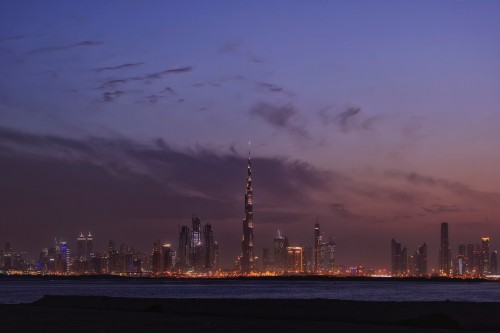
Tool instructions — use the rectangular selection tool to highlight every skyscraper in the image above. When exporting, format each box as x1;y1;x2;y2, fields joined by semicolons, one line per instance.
391;239;407;276
491;251;498;275
439;222;450;276
86;232;93;259
77;232;86;260
161;243;173;273
177;225;190;271
314;222;321;273
480;237;490;275
203;223;215;270
241;147;255;274
286;247;303;273
273;230;289;272
151;239;161;274
418;242;427;276
190;215;203;270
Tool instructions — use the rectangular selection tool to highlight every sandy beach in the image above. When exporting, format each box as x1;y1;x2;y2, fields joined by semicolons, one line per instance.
1;296;499;332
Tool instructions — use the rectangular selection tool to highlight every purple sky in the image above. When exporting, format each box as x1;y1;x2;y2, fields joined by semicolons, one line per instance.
1;0;500;270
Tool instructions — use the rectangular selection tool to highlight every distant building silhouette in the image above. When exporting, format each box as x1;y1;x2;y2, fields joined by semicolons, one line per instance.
439;222;450;276
273;230;289;273
391;238;407;276
314;222;321;273
491;250;498;275
287;247;303;273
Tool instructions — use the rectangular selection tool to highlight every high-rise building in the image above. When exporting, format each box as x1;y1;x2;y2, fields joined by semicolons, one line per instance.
287;247;303;273
162;243;173;273
262;248;271;271
203;223;215;270
439;222;450;276
391;239;407;276
77;233;86;260
314;222;321;273
320;238;336;273
480;237;490;275
177;225;190;270
190;215;204;270
241;147;255;274
466;244;474;275
454;243;467;276
76;232;93;261
302;246;313;273
213;241;220;271
151;239;162;274
273;231;289;272
417;242;427;276
491;251;498;275
86;232;93;259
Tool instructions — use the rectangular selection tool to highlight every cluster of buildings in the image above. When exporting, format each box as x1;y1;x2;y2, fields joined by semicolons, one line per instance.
1;149;498;278
260;225;336;275
391;222;498;277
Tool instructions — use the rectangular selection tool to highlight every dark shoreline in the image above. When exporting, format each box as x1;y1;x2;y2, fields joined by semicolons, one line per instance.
0;274;496;283
1;295;500;332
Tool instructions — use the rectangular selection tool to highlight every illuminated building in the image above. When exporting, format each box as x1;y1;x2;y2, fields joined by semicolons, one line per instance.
76;232;93;261
314;222;321;273
86;232;93;259
203;223;215;270
108;240;119;274
480;237;490;275
273;230;289;272
466;244;474;275
177;225;190;270
151;239;162;274
391;239;407;276
491;251;498;275
213;241;220;271
410;242;427;277
319;238;336;273
302;246;313;273
3;242;12;270
190;215;203;270
58;240;70;273
286;246;303;273
162;243;173;273
77;233;86;260
418;243;428;276
453;243;467;276
439;222;450;276
241;146;255;274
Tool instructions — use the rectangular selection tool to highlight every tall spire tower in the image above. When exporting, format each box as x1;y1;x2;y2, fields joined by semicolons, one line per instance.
241;143;255;274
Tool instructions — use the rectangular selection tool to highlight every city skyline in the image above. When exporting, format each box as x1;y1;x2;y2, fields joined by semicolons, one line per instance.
1;1;500;269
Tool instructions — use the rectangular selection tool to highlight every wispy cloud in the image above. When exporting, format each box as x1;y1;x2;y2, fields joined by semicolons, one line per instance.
94;62;144;73
249;102;309;139
25;40;103;57
385;170;500;205
422;204;476;214
98;66;194;89
0;35;24;42
102;90;124;102
319;107;383;132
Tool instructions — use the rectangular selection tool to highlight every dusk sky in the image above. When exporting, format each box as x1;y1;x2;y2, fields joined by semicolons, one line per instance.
1;0;500;270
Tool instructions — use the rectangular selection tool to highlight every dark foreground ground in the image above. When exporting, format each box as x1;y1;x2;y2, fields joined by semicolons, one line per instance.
1;296;499;333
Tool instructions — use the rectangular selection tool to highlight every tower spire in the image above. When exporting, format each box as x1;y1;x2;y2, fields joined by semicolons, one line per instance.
241;143;255;274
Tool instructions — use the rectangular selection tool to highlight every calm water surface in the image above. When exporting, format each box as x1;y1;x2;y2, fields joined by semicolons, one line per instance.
1;279;499;304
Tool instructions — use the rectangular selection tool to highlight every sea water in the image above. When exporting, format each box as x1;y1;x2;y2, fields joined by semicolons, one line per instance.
1;279;499;304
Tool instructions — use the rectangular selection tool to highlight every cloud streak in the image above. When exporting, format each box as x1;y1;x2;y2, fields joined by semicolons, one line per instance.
98;66;194;89
94;62;144;72
250;102;309;139
25;40;103;57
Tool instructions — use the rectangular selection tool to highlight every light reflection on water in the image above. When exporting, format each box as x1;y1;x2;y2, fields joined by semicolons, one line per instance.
1;280;499;304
